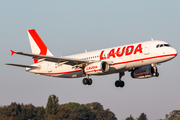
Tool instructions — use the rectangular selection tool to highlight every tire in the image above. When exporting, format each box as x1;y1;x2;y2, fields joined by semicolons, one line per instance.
115;81;120;87
88;78;92;85
119;81;125;88
155;72;159;77
83;78;88;85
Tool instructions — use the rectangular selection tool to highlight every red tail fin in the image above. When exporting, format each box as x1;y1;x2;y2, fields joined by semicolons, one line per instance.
27;29;53;63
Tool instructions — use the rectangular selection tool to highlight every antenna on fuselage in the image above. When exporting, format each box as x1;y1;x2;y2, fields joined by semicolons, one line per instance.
85;50;87;53
151;38;153;41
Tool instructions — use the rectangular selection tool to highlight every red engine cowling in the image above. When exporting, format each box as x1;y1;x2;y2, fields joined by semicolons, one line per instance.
131;66;155;79
84;61;109;75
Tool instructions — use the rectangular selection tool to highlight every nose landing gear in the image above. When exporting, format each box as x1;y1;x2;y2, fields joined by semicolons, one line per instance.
151;63;159;77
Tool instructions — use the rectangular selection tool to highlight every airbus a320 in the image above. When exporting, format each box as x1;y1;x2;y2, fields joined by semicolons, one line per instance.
5;29;178;88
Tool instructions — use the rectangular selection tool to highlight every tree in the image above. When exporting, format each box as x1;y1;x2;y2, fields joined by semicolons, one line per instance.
86;102;117;120
125;115;134;120
103;108;117;120
137;113;148;120
68;104;94;120
166;110;180;120
0;94;117;120
57;102;96;120
45;94;59;119
86;102;103;111
0;102;45;120
57;105;70;119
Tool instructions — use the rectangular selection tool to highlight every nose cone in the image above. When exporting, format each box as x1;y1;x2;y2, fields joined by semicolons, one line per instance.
171;47;178;58
173;48;178;56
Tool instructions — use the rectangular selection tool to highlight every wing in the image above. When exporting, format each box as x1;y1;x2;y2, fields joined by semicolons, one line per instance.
10;50;97;67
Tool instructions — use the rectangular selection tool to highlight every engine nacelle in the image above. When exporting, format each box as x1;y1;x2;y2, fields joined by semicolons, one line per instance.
84;61;109;75
131;66;155;79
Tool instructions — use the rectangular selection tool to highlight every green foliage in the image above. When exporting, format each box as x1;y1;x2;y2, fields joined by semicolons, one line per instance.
0;102;45;120
125;115;135;120
63;103;95;120
2;95;180;120
45;94;59;115
137;113;148;120
86;102;117;120
166;110;180;120
173;116;180;120
0;95;117;120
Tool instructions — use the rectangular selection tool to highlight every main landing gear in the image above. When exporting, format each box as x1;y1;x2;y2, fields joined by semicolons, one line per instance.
82;75;92;85
115;72;125;88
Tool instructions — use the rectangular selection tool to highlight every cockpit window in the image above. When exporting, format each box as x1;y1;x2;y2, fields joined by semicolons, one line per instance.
156;45;159;48
164;44;170;47
156;44;171;48
160;44;163;47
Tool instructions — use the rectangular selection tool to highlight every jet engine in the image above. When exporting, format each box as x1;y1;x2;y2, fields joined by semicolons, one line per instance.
131;65;159;79
84;61;109;75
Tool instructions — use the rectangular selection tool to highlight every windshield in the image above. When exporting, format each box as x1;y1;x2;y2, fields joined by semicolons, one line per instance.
156;44;171;48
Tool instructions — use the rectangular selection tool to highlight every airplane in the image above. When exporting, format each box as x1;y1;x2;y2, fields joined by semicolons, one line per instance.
5;29;178;88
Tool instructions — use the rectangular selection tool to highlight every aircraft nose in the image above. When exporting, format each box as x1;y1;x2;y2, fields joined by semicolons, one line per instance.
171;47;178;57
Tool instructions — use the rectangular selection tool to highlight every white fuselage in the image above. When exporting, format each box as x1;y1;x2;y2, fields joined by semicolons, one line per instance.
27;40;177;78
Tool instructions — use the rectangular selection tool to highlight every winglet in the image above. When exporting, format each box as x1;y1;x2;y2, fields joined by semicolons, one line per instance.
10;50;15;56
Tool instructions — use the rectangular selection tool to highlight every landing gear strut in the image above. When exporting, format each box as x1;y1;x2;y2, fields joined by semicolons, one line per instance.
82;75;92;85
115;72;125;88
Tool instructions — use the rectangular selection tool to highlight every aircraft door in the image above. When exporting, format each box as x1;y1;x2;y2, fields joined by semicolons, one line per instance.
144;42;151;55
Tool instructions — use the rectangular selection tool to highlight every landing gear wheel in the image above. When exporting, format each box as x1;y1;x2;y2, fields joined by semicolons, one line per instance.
83;78;88;85
83;78;93;85
115;80;125;88
115;81;120;87
155;72;159;77
119;81;125;88
88;78;92;85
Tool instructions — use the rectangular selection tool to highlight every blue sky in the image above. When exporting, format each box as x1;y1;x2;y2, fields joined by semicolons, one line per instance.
1;1;180;119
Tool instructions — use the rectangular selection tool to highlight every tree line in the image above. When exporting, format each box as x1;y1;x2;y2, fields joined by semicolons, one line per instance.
0;94;116;120
0;94;179;120
125;110;180;120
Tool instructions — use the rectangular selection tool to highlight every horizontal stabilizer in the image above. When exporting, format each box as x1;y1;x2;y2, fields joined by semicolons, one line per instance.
10;50;15;56
5;63;39;68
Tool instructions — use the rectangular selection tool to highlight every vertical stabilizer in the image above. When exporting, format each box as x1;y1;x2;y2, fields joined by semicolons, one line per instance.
27;29;53;63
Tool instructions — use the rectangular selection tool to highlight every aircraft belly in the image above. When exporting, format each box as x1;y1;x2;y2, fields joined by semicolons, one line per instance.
54;71;85;78
51;67;84;78
33;64;84;78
